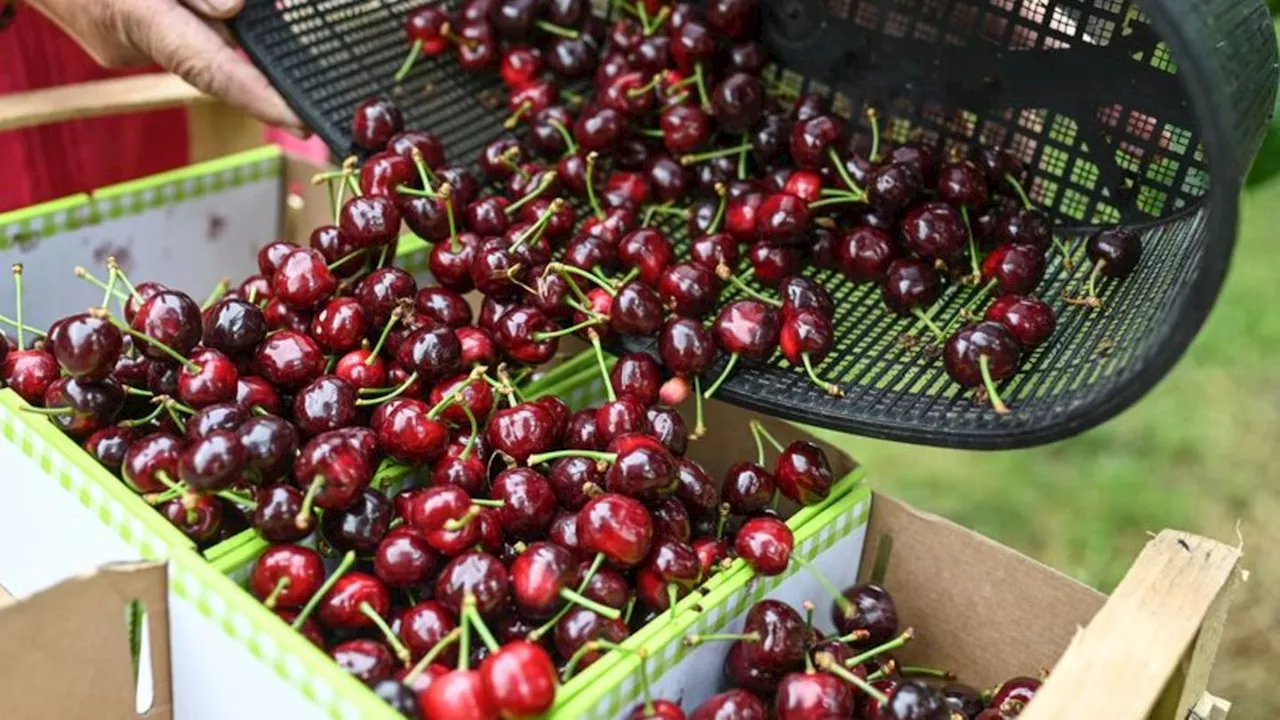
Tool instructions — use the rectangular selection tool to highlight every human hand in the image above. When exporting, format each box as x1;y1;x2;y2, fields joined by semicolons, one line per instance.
28;0;303;132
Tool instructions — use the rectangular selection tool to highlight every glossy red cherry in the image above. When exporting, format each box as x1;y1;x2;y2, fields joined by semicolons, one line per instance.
250;544;324;609
434;550;509;617
944;321;1020;412
610;353;663;406
178;429;244;492
480;640;558;718
985;294;1055;348
690;690;768;720
491;467;558;538
661;104;710;155
487;401;557;463
660;318;716;378
49;313;122;381
713;299;781;361
578;493;653;568
1086;227;1143;278
317;571;390;630
775;441;834;505
831;583;899;643
131;290;202;362
351;97;404;151
982;243;1045;295
900;201;966;261
723;461;776;515
397;600;458;664
495;306;559;366
422;670;497;720
374;527;437;588
735;516;793;576
160;493;222;543
178;348;238;408
838;226;899;283
554;605;630;674
989;676;1042;716
595;397;650;446
340;195;402;249
122;431;183;493
203;297;267;355
293;430;375;511
937;160;990;209
255;330;325;390
881;259;942;316
3;348;60;404
360;151;417;197
603;433;678;500
628;699;686;720
775;671;856;720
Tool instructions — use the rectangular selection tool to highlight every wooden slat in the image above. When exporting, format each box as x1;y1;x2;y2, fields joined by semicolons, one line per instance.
0;74;210;132
1021;531;1241;720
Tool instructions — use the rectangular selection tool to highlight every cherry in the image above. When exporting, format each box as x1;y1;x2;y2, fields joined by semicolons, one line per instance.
308;299;366;355
611;352;663;406
554;605;630;673
989;676;1041;716
595;397;651;446
397;600;458;664
888;143;940;187
728;40;768;74
881;259;942;316
535;396;570;443
900;201;966;261
178;348;238;408
577;493;653;568
466;196;511;237
713;298;781;367
547;31;601;78
940;683;985;718
333;639;395;687
660;104;711;155
937;160;989;209
178;430;244;492
293;430;375;511
317;570;391;631
360;152;417;198
271;248;338;310
351;97;404;151
373;678;422;717
160;494;222;543
574;106;628;154
723;640;782;697
396;325;461;383
49;313;122;381
434;550;509;617
671;20;715;74
992;208;1053;250
565;409;602;451
628;699;685;720
262;298;312;333
985;294;1055;348
340;195;402;249
708;0;758;38
376;399;450;466
370;527;435;589
877;681;950;720
654;263;717;321
480;641;558;718
258;242;297;280
422;670;497;720
723;462;777;515
251;485;311;541
202;297;267;355
648;494;692;541
774;671;856;719
982;243;1045;295
742;599;811;673
491;467;558;538
146;361;180;397
356;268;418;326
790;115;842;169
712;72;765;134
670;458;716;519
250;544;324;609
323;488;392;555
131;290;202;362
123;280;170;323
867;162;924;213
122;431;183;493
601;433;678;500
647;407;688;457
236;414;297;482
779;309;840;394
659;318;715;380
831;583;899;644
780;277;834;318
775;440;834;505
495;306;558;366
510;541;591;619
488;401;557;463
646;155;691;202
618;229;675;286
38;377;124;438
414;288;471;329
690;690;768;720
255;330;325;390
754;193;810;246
943;321;1020;413
1086;227;1142;278
734;516;793;576
84;426;134;473
563;234;618;274
457;326;499;368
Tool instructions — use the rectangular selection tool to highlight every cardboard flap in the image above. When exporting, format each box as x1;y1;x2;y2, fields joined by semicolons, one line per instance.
859;495;1106;688
0;562;172;720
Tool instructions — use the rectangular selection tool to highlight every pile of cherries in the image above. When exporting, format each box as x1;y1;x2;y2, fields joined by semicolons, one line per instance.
359;0;1145;415
631;584;1045;720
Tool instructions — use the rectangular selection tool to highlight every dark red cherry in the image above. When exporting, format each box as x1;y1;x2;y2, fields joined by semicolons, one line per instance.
178;348;238;408
293;431;374;511
435;550;509;617
554;606;629;676
574;107;627;154
714;299;781;361
604;433;678;500
413;287;471;330
877;680;950;720
84;426;135;473
360;151;417;197
660;104;710;155
261;298;311;334
660;317;716;378
881;259;941;316
250;544;324;609
790;115;842;168
236;415;298;482
944;321;1020;388
618;229;674;286
495;306;558;366
49;313;122;381
867;162;924;213
491;467;558;538
646;406;688;456
712;72;765;134
203;298;267;355
779;308;835;372
578;493;653;568
837;226;899;284
992;207;1053;250
389;130;446;171
395;325;461;383
982;243;1045;295
723;462;776;515
322;488;392;555
985;294;1055;348
735;516;793;576
548;456;603;511
775;441;834;505
900;201;966;261
355;268;417;327
658;262;720;318
690;690;768;720
160;494;222;543
671;21;715;74
351;97;404;151
611;281;664;336
747;243;803;287
780;277;834;318
610;353;663;406
40;377;124;438
318;571;391;631
175;429;242;492
831;583;899;642
1087;227;1142;277
989;676;1042;717
487;402;556;463
340;195;402;249
690;232;740;271
775;671;856;720
131;290;202;362
122;431;183;493
396;600;457;665
480;641;558;719
456;326;498;369
308;298;365;355
937;160;989;209
255;330;325;390
595;398;651;446
646;155;691;203
565;409;601;451
252;484;311;541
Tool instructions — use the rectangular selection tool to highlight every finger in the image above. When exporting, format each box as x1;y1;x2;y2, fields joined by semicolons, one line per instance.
179;0;244;21
126;1;303;130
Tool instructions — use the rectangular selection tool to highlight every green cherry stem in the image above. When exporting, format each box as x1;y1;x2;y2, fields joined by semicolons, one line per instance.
690;376;707;440
750;419;785;453
426;366;489;420
683;632;759;647
365;307;403;365
1005;173;1033;210
394;38;423;83
215;490;257;511
0;314;46;338
843;628;916;668
201;277;230;310
866;108;882;163
118;400;167;428
548;119;579;157
827;147;867;198
561;587;622;619
457;597;472;671
680;143;753;166
693;63;713;113
355;372;419;406
504;174;557;216
816;652;889;704
979;355;1011;415
702;353;739;400
900;665;954;679
535;19;579;38
511;198;565;252
12;264;25;351
291;551;356;631
910;307;947;342
405;627;461;681
533;315;604;342
90;308;200;372
461;597;500;652
716;265;782;308
961;206;981;284
101;265;120;310
585;152;605;220
939;279;998;337
460;403;478;461
803;353;844;397
751;419;767;466
588;329;617;402
362;602;413;665
790;554;855;615
411;147;438;196
294;475;325;530
525;449;615;467
529;552;607;642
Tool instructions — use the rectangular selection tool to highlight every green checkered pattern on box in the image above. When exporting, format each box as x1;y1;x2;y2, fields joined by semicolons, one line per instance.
0;147;283;251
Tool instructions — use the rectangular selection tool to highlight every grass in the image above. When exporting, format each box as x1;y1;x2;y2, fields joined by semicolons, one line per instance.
812;178;1280;718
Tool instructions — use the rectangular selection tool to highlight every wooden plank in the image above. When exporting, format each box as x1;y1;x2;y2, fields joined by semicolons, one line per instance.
1021;531;1240;720
0;75;210;132
186;101;265;164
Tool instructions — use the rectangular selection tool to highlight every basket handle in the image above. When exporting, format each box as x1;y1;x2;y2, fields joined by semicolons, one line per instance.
1020;530;1242;720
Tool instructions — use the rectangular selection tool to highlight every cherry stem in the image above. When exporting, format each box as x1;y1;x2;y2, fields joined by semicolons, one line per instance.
1087;258;1105;300
681;144;753;166
637;127;666;139
461;597;500;652
11;264;24;350
715;502;731;540
750;419;786;453
561;640;599;681
910;306;947;342
101;266;121;310
504;174;556;216
365;308;402;365
717;265;781;308
291;551;355;631
405;627;461;681
356;371;419;406
560;587;622;619
866;108;882;163
588;330;617;402
803;353;844;396
667;583;680;623
529;552;607;641
979;355;1011;415
332;172;347;225
534;315;603;342
328;249;367;273
460;403;478;461
647;204;690;219
91;309;200;372
457;596;472;671
215;490;257;510
683;632;759;647
164;403;188;434
341;156;362;197
543;118;578;158
627;74;663;98
691;377;706;440
359;602;412;665
21;406;73;417
940;279;998;337
0;314;46;338
443;506;481;532
808;194;864;210
816;652;888;704
119;401;166;428
622;596;636;624
693;63;713;113
844;628;916;667
791;554;856;615
709;183;728;233
961;206;982;283
585;152;605;220
438;184;461;252
802;600;817;672
702;353;740;400
1005;173;1033;210
646;4;671;33
410;148;438;196
535;19;579;38
900;665;954;679
426;366;488;419
752;419;768;466
295;475;325;530
201;277;230;310
738;133;751;180
511;198;565;252
394;38;423;83
526;449;615;466
828;148;867;198
503;101;533;130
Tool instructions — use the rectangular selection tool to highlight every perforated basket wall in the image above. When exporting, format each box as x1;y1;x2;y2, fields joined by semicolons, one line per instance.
231;0;1278;448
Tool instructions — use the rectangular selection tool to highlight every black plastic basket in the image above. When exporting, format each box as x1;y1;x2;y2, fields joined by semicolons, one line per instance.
231;0;1278;449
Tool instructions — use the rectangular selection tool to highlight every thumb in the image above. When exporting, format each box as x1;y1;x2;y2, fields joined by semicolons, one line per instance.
129;3;303;131
180;0;244;21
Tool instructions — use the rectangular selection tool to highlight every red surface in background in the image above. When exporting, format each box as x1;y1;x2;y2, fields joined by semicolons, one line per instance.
0;9;190;213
